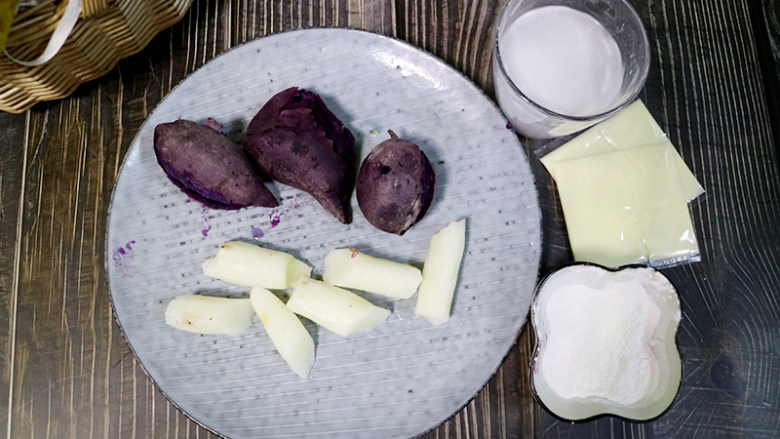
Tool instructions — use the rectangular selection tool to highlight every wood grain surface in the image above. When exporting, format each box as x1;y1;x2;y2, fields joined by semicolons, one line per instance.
0;0;778;438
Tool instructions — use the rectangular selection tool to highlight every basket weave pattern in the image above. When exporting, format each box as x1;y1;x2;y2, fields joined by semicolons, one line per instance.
0;0;193;113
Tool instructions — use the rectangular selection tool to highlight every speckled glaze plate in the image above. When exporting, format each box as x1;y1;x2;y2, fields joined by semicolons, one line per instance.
106;28;541;439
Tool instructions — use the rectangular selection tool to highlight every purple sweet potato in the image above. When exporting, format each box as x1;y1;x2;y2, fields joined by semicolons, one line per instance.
243;87;356;224
356;130;436;235
154;119;278;210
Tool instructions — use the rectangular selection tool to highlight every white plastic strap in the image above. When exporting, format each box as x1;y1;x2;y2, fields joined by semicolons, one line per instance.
4;0;82;67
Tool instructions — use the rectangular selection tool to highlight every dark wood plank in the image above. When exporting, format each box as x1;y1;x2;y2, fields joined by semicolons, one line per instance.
0;110;29;439
749;0;779;147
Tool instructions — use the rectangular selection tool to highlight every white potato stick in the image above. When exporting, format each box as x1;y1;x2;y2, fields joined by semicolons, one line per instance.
322;248;422;299
202;241;311;289
414;219;467;325
165;294;255;334
286;278;391;337
250;287;315;379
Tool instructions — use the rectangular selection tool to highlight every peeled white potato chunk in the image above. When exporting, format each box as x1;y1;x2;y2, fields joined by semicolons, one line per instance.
165;294;255;334
414;219;466;325
202;241;311;289
286;278;391;337
322;248;422;299
250;287;315;379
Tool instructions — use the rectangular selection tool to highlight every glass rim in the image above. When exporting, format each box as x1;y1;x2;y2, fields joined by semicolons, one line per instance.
493;0;651;122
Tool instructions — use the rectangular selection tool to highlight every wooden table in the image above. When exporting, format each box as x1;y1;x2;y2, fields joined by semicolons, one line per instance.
1;0;777;437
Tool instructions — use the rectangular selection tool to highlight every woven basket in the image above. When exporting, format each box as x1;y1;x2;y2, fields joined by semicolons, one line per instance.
0;0;193;113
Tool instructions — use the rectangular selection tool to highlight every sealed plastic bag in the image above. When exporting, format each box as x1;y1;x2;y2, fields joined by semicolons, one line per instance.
540;100;704;268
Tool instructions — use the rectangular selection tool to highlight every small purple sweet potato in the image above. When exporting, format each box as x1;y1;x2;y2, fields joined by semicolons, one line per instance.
243;87;356;224
356;130;436;235
154;119;278;210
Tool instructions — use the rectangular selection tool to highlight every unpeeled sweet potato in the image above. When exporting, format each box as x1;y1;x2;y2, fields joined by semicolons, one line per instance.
154;119;278;209
243;87;356;224
356;130;436;235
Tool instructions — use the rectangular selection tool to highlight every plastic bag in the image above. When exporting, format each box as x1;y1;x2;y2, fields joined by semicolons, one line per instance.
539;100;704;268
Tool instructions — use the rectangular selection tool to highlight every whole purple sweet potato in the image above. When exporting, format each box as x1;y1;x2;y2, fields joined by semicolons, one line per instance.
243;87;356;224
154;119;278;210
356;130;436;235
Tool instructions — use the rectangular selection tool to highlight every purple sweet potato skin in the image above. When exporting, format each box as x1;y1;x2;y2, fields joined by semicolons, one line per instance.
356;130;436;235
243;87;356;224
154;119;278;210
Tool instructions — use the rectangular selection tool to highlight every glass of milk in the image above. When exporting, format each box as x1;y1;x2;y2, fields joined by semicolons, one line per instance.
493;0;650;139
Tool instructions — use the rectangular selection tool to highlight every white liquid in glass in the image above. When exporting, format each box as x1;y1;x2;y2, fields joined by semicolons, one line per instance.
499;6;624;117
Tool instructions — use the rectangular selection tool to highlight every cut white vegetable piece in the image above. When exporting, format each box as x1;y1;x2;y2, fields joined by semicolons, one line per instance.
165;294;254;334
286;278;390;337
414;219;467;325
322;248;422;299
250;287;315;379
202;241;311;289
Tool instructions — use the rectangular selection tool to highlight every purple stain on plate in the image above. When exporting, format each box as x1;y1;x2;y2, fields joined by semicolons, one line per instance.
112;240;136;278
267;196;307;229
251;227;265;239
506;122;513;131
201;206;212;237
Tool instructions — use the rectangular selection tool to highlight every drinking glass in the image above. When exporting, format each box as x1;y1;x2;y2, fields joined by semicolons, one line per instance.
493;0;650;139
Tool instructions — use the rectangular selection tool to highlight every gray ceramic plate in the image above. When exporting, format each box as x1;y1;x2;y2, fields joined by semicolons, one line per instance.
106;28;541;439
